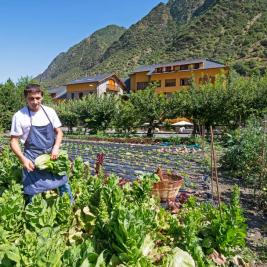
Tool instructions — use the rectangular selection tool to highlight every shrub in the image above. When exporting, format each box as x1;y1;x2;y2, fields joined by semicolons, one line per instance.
221;117;266;194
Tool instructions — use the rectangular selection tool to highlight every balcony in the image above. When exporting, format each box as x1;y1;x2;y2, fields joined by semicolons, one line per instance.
153;66;174;74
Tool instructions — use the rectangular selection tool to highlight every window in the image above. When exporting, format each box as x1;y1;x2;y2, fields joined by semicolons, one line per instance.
180;64;189;70
165;79;176;87
155;67;163;73
71;93;75;99
165;66;172;72
79;92;83;99
194;63;200;69
180;78;191;86
137;82;149;90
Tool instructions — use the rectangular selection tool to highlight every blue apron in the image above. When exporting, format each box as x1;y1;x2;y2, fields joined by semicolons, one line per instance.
22;106;67;195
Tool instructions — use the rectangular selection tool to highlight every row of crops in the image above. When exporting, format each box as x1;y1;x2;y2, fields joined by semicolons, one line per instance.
0;140;252;266
62;140;208;189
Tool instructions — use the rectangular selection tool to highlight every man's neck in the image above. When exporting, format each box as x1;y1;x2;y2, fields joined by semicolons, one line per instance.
27;105;42;112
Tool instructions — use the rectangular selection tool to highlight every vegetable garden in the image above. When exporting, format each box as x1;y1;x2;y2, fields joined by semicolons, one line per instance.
0;141;251;266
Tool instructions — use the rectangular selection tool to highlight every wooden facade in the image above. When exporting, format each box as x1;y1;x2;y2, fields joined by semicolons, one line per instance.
130;59;229;94
66;74;126;99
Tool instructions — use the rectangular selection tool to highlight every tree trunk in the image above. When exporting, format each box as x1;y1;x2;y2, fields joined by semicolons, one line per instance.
192;120;198;137
147;126;154;138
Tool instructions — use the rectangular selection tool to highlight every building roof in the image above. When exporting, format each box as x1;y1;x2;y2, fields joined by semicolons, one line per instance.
131;59;226;75
66;73;114;85
132;64;160;73
47;86;67;99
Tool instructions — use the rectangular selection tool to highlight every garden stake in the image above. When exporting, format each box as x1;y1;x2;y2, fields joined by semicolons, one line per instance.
210;138;214;201
260;115;267;195
201;125;205;158
210;126;222;218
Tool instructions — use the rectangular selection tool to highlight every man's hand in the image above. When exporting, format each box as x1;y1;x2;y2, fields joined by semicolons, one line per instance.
51;127;63;160
22;158;35;172
51;146;59;160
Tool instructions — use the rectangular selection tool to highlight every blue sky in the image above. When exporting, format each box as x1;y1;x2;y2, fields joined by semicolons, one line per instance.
0;0;167;83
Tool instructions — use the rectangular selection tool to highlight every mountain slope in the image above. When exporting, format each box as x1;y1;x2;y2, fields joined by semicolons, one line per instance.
168;0;267;74
37;25;126;85
39;0;267;86
167;0;217;23
89;3;176;77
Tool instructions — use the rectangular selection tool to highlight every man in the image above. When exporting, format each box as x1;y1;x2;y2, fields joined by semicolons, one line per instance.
10;83;73;204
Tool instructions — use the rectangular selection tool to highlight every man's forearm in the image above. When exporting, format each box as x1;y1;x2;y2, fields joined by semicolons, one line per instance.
53;128;63;149
10;136;35;171
10;137;26;163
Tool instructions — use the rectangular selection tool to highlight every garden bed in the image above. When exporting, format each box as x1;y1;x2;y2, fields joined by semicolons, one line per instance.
62;139;209;193
0;136;266;265
62;139;267;264
63;134;198;146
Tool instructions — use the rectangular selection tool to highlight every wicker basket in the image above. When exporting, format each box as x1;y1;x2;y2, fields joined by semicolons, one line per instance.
152;168;183;202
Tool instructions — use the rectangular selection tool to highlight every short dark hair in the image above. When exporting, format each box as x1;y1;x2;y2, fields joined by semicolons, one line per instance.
24;83;44;97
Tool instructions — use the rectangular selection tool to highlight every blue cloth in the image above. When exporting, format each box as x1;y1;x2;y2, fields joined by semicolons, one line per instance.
24;181;74;205
22;106;69;196
58;182;74;203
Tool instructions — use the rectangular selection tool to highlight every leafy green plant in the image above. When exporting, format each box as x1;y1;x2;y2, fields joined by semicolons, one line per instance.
0;183;24;235
35;150;70;176
71;156;87;181
221;117;266;195
24;195;57;230
168;186;247;266
62;240;103;267
18;227;66;267
131;173;160;202
0;146;22;192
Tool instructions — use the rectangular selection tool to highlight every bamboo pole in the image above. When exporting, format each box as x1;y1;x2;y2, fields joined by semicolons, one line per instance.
260;115;267;193
210;126;222;217
201;125;205;158
210;135;214;201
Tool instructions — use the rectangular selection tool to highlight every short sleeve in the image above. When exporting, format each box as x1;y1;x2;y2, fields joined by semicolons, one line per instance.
51;109;62;129
10;114;23;136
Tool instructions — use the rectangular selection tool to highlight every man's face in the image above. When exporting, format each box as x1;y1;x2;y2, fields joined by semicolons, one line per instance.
26;92;43;112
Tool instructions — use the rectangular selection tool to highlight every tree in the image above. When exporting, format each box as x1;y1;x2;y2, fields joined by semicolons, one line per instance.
75;94;118;134
168;76;228;135
0;79;24;131
112;100;139;134
54;100;79;133
168;73;266;132
130;84;168;137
